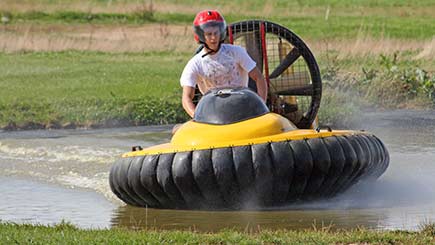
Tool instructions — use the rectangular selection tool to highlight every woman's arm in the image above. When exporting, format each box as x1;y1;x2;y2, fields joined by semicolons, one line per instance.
248;67;268;102
182;86;196;118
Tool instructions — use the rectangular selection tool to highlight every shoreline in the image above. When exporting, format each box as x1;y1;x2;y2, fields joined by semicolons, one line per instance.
2;108;434;132
0;122;175;135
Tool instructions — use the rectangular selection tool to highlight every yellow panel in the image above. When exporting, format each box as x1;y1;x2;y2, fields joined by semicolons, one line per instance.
123;113;361;157
171;113;295;146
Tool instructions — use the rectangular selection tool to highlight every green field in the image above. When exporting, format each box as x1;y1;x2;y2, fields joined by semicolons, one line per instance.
1;50;433;129
2;1;435;40
0;51;184;101
0;51;190;129
0;0;434;129
1;222;435;244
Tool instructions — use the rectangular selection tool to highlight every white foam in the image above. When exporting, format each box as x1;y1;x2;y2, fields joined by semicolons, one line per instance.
0;141;124;164
56;172;121;204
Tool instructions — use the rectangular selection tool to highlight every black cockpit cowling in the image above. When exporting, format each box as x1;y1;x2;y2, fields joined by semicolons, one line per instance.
193;88;269;125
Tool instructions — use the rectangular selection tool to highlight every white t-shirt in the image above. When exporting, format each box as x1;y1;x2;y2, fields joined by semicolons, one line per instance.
180;44;256;94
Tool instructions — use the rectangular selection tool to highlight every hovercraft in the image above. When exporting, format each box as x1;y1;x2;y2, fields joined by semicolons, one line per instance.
109;20;389;210
110;88;389;210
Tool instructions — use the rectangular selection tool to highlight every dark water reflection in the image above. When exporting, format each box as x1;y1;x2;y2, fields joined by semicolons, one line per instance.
111;205;387;232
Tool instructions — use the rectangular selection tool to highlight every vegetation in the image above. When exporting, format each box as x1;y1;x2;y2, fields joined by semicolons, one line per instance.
0;51;190;129
0;0;434;129
1;51;432;130
1;8;434;40
1;221;435;244
2;0;435;41
318;51;435;127
347;54;435;109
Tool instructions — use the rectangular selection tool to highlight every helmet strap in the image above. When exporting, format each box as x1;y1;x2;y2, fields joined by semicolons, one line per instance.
201;42;222;58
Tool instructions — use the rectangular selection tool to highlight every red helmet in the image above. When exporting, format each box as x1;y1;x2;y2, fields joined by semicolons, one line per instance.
193;10;227;44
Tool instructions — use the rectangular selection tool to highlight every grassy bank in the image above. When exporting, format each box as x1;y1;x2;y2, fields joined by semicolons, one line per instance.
0;0;434;129
0;51;190;129
318;51;435;127
1;222;435;244
0;50;433;130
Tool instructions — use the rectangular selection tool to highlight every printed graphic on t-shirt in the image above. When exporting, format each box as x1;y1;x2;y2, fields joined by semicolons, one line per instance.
201;49;239;88
180;44;255;94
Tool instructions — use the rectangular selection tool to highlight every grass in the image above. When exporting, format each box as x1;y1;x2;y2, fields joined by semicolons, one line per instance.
318;51;435;127
2;10;434;40
0;51;190;129
1;221;435;244
3;0;435;12
0;51;184;101
0;0;434;129
0;50;432;130
1;0;434;40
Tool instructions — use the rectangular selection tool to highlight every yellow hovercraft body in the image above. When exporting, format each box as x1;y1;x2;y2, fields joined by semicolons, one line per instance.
125;112;355;157
110;88;389;210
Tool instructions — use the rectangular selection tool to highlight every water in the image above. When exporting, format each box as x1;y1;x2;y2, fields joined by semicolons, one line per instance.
1;110;435;231
0;177;114;229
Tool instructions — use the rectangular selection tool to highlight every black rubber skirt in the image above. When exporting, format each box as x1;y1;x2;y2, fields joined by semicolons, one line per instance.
109;133;389;210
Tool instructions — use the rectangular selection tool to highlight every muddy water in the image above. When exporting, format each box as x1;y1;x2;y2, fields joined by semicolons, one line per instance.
0;177;114;229
1;110;435;231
